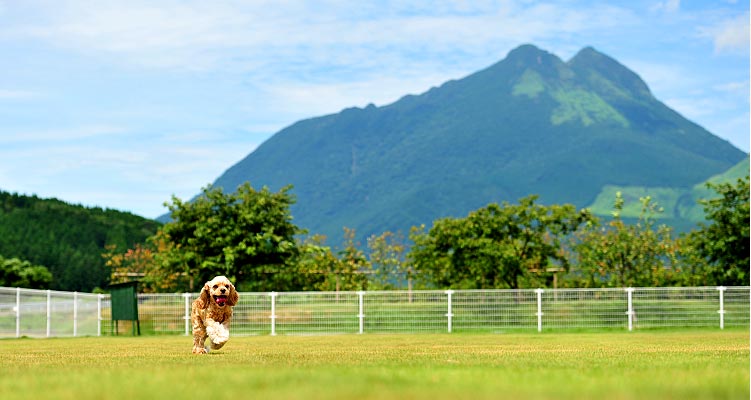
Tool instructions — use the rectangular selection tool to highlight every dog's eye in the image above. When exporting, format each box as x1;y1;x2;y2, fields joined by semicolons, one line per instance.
212;285;218;289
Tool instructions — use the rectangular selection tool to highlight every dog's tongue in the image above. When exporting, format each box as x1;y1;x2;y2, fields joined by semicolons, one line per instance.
216;296;227;306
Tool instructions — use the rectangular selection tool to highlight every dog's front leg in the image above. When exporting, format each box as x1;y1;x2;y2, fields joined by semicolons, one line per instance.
206;319;229;345
204;318;227;344
216;320;230;343
192;321;208;354
206;320;231;350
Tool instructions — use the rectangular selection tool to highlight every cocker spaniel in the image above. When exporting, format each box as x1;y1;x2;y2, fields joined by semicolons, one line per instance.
191;275;239;354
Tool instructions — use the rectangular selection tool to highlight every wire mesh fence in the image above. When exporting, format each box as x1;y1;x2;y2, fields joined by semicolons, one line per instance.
542;288;629;330
452;290;538;332
1;286;748;338
0;287;103;338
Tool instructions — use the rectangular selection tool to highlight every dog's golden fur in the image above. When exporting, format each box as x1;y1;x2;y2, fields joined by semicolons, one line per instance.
191;275;239;354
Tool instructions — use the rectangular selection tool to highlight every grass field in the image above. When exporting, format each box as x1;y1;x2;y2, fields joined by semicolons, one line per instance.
0;330;748;399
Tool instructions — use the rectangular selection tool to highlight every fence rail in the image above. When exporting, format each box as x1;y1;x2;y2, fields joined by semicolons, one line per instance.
1;286;748;338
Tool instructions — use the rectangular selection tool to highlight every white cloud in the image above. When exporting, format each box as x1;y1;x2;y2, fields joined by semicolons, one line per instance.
701;13;750;54
651;0;681;13
8;1;263;69
713;79;750;95
4;1;636;72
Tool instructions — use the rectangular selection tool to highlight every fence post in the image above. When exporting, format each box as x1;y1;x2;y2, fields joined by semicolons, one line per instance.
16;287;21;338
357;291;364;334
445;290;454;333
270;292;278;336
717;286;727;330
626;287;634;331
535;288;544;332
46;290;52;338
73;291;78;337
183;293;192;336
97;294;103;337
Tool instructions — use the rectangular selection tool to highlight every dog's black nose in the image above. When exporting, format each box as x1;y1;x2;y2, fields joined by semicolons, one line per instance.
220;288;226;293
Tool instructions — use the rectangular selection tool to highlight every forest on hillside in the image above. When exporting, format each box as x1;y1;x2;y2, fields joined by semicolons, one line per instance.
0;191;160;291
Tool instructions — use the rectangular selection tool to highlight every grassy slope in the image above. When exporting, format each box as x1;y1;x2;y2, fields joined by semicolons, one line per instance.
587;157;750;225
1;331;747;400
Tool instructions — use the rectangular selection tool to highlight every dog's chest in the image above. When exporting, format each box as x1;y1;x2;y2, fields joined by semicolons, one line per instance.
206;306;231;323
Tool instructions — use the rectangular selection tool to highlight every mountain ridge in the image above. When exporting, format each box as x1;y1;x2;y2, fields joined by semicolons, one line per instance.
189;44;746;244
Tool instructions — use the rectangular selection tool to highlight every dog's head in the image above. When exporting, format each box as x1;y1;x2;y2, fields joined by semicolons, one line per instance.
199;276;239;308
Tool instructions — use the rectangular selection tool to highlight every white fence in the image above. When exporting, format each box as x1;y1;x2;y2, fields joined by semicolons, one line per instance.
1;286;748;338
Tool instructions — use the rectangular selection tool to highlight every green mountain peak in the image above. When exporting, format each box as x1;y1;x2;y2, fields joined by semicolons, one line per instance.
569;46;653;101
189;44;746;244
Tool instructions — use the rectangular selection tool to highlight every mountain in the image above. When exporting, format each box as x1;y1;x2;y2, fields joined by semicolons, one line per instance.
203;44;747;245
0;191;161;291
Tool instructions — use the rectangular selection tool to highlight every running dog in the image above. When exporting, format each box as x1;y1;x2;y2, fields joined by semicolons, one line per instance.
191;276;239;354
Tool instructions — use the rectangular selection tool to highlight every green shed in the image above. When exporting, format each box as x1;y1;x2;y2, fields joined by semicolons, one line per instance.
109;281;141;336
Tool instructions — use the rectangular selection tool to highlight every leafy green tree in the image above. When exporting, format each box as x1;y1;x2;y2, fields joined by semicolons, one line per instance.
334;228;370;291
160;183;301;291
0;255;53;289
295;234;338;291
296;229;369;292
409;196;594;289
103;230;188;293
683;176;749;286
571;193;680;287
367;231;411;290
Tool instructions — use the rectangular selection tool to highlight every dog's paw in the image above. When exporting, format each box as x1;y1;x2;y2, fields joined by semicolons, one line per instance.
218;324;229;338
207;324;227;343
206;324;218;340
214;326;230;344
192;346;208;355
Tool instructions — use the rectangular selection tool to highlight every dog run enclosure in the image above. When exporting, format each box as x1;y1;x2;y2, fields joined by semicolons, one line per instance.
0;286;748;338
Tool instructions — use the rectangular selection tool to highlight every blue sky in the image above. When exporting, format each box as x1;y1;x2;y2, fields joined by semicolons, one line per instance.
0;0;748;219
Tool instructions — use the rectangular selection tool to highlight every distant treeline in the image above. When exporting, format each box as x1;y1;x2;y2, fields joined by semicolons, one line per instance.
0;191;160;291
1;173;748;293
113;179;749;294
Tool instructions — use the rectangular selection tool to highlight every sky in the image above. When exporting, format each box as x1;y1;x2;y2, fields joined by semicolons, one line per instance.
0;0;748;219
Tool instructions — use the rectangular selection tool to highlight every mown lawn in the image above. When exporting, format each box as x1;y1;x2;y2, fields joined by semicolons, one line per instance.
0;330;747;399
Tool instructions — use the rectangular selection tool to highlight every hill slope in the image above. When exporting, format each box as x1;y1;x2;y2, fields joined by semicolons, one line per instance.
588;156;750;227
206;44;747;244
0;191;161;291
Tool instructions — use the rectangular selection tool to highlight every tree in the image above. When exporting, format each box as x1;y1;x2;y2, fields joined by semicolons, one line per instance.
683;176;749;286
0;255;53;289
334;228;370;291
571;193;680;287
409;196;594;289
367;231;411;290
295;234;338;291
103;230;186;293
159;183;301;291
296;229;369;292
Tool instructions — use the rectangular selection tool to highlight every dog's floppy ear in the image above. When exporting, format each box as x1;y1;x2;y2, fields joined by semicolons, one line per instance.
198;282;211;309
227;283;239;306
